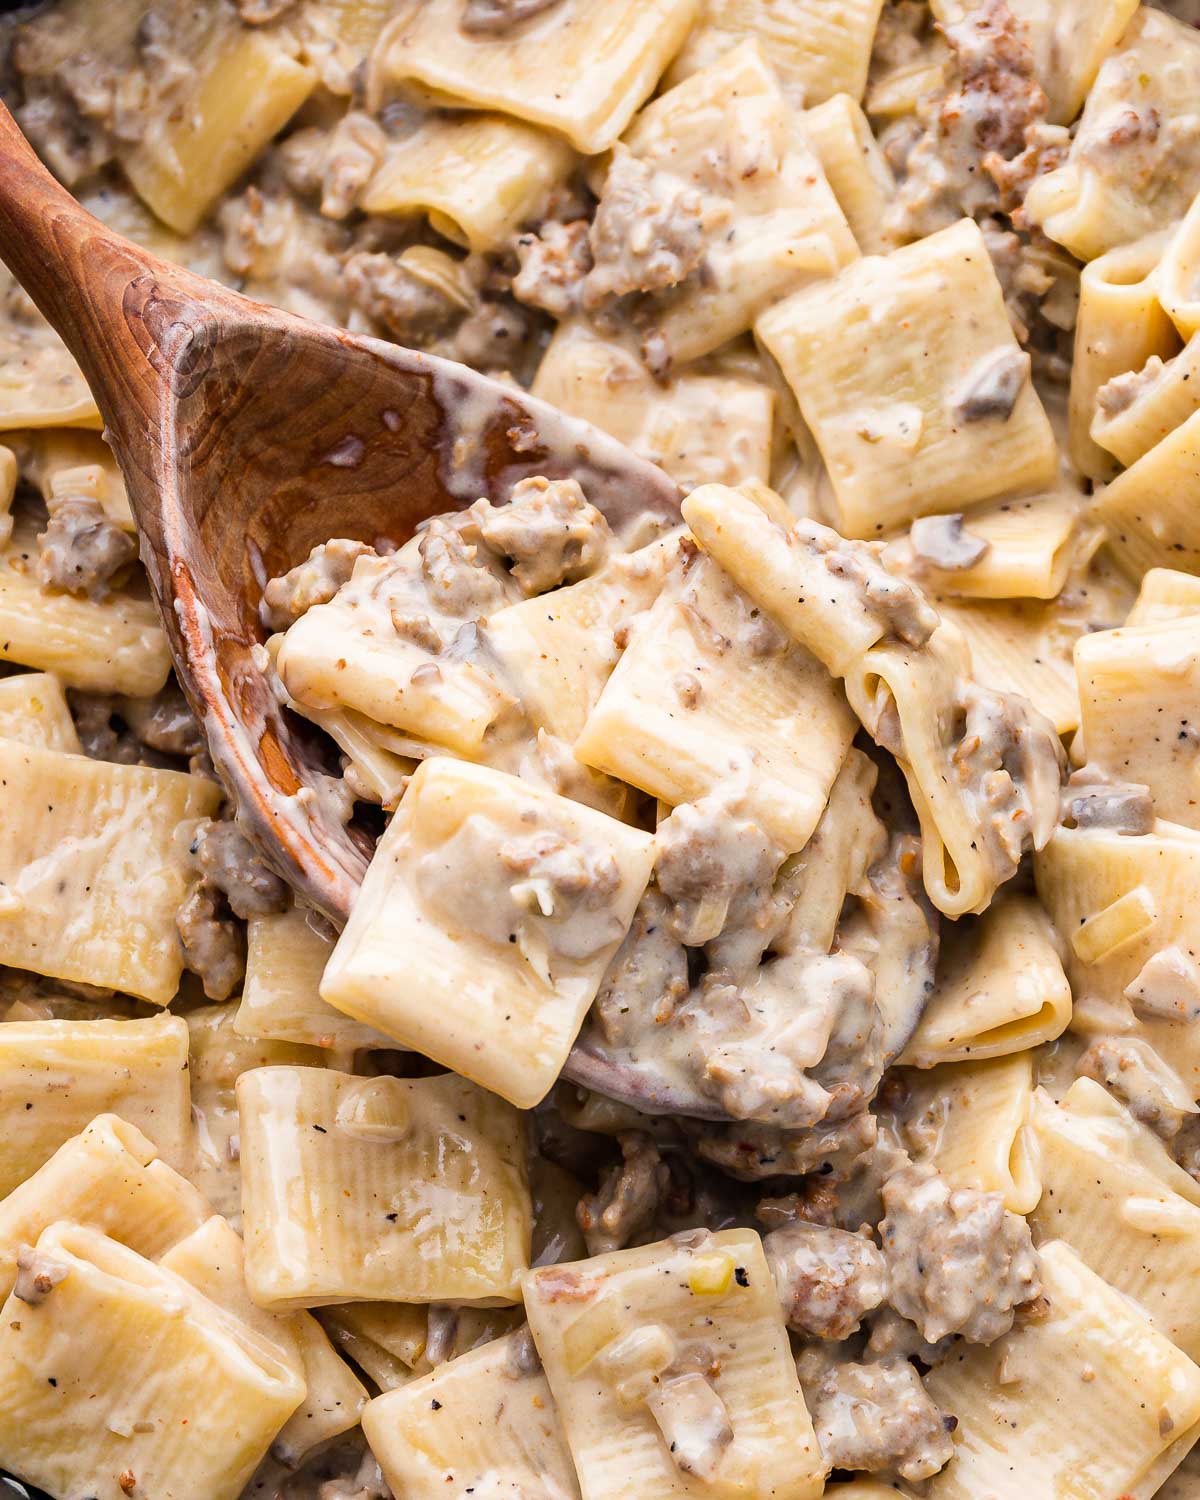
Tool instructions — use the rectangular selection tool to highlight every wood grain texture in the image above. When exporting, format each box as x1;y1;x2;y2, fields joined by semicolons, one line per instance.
0;101;680;922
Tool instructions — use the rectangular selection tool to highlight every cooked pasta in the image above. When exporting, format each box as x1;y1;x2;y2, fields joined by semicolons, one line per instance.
3;1;1200;1495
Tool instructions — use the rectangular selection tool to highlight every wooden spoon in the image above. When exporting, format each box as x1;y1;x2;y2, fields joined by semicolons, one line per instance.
0;102;680;923
0;108;728;1151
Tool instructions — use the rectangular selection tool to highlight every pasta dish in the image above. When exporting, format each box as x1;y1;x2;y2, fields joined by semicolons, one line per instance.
2;0;1200;1495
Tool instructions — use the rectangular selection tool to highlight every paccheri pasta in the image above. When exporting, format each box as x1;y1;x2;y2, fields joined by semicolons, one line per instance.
1;0;1200;1496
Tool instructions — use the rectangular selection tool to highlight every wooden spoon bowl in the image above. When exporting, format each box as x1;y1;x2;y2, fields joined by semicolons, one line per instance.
0;102;680;921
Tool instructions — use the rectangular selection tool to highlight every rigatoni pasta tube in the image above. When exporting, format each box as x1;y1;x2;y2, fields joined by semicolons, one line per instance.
1068;229;1178;479
238;1067;532;1310
0;1221;305;1500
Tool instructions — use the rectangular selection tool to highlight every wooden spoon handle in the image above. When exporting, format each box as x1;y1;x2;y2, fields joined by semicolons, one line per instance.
0;101;163;376
0;98;222;484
